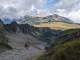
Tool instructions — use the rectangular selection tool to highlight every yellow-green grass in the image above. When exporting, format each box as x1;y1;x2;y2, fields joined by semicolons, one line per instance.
34;22;80;30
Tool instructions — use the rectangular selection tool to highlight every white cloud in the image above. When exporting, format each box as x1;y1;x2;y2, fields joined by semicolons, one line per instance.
67;10;80;23
53;0;80;23
55;8;80;23
0;0;80;23
37;9;52;17
0;0;48;17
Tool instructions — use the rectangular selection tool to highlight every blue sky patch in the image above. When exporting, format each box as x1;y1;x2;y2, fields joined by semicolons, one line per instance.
44;0;59;9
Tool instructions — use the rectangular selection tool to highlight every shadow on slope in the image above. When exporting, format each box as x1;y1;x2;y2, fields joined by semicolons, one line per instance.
36;29;80;60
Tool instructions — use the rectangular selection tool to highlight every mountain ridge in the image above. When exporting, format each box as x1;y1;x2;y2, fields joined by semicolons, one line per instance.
16;14;73;25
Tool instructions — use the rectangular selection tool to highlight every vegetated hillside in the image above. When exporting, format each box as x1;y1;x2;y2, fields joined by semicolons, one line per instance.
34;21;80;30
54;29;80;44
32;27;61;44
36;29;80;60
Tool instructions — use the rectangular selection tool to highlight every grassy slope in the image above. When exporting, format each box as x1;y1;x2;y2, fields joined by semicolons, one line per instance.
37;40;80;60
34;22;80;30
36;29;80;60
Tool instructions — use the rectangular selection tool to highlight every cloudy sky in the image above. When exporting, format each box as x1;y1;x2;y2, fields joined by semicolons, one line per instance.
0;0;80;23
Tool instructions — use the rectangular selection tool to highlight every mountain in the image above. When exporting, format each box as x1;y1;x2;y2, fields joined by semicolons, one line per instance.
0;19;47;60
42;14;73;23
0;14;80;60
0;20;61;44
0;19;53;46
17;14;73;25
0;15;80;45
1;15;80;45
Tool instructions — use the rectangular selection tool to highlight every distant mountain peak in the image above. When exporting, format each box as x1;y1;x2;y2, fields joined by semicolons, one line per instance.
17;14;73;24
